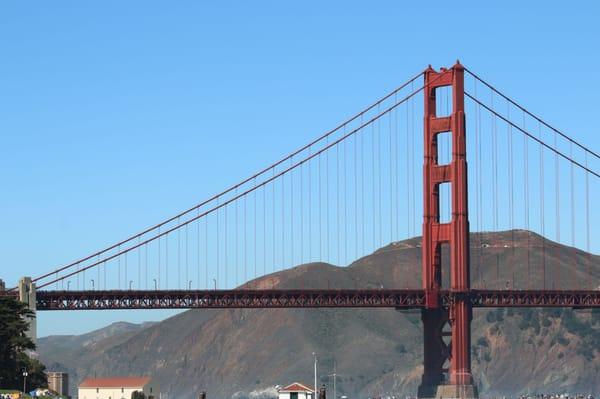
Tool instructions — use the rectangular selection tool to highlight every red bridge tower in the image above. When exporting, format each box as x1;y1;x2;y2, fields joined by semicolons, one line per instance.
418;62;478;399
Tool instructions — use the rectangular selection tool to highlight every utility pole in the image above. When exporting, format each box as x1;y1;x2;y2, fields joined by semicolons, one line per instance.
328;361;337;399
312;352;317;399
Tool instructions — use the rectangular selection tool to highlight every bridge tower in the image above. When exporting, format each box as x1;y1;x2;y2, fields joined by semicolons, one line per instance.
418;62;478;399
18;276;38;346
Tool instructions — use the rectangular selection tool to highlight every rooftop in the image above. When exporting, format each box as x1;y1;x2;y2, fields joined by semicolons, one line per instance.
279;383;314;393
79;377;151;388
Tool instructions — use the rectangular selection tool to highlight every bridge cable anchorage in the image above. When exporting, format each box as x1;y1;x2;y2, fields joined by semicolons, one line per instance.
464;67;600;159
19;71;425;291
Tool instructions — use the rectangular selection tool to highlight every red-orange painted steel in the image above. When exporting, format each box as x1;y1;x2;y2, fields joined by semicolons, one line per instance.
421;62;474;393
4;289;598;310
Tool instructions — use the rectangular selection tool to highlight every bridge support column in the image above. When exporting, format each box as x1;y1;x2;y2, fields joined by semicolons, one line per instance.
18;276;37;346
418;63;477;399
417;308;449;399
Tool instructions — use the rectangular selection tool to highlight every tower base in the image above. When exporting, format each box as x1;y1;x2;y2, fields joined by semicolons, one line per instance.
434;384;478;399
417;383;479;399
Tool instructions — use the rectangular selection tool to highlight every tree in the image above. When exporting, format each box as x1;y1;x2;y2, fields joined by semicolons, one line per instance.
131;391;146;399
0;296;47;390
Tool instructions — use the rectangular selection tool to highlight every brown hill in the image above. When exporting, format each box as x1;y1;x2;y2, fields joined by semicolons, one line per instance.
37;230;600;399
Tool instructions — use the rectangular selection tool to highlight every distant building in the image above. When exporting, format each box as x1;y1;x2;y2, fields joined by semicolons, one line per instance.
47;371;69;396
78;377;158;399
278;383;315;399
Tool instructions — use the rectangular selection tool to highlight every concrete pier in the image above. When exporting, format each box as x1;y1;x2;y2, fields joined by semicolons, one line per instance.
18;276;37;346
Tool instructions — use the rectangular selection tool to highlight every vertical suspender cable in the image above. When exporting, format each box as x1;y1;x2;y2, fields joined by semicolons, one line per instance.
271;168;277;272
282;163;285;270
326;136;330;262
355;121;359;261
309;147;312;263
118;244;122;289
337;135;341;263
178;218;181;288
539;122;546;289
523;111;530;288
254;177;257;282
196;208;203;289
491;92;498;286
138;237;141;289
389;111;393;244
508;101;514;288
570;143;575;289
299;159;304;264
291;160;294;268
263;184;266;276
372;113;376;251
394;96;399;242
554;130;560;289
361;114;365;256
273;169;276;272
406;96;410;238
235;188;239;285
344;137;348;264
319;152;322;261
144;247;147;290
205;215;208;289
244;193;248;284
99;254;102;291
186;223;189;289
224;199;228;288
157;229;161;289
585;153;590;289
475;84;481;287
216;200;219;289
378;106;383;248
411;81;416;237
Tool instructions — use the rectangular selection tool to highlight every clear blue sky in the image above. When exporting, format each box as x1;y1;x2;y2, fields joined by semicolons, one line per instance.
1;1;599;337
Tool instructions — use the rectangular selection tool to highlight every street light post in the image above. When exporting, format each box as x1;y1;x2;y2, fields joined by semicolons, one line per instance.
22;369;28;395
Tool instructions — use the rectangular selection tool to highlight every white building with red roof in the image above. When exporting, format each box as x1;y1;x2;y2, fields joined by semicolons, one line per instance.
278;382;315;399
78;376;159;399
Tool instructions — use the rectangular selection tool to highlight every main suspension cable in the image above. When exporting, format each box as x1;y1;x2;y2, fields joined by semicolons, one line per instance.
30;71;425;286
465;67;600;159
37;80;432;289
465;92;600;178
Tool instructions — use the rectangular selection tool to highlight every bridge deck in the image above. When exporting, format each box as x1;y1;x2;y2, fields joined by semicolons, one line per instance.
3;289;597;310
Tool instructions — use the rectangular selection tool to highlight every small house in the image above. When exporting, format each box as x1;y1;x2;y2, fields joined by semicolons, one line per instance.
278;382;315;399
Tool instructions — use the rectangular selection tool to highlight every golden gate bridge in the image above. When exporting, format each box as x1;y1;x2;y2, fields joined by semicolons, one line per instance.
2;62;599;398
